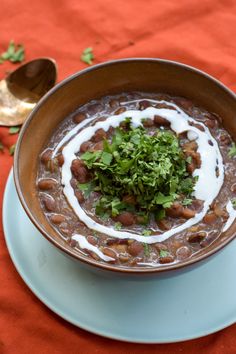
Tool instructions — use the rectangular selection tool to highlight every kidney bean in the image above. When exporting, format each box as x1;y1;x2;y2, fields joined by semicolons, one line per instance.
220;134;231;145
102;247;117;259
91;141;104;151
136;215;148;225
155;103;175;110
138;100;151;110
115;212;136;226
87;251;100;261
128;241;144;257
157;219;171;230
176;246;192;260
73;112;86;124
213;203;227;218
159;255;174;264
41;194;56;212
71;159;90;183
166;202;184;218
188;232;206;243
174;98;193;110
114;244;127;253
70;239;77;248
190;199;204;212
183;141;198;152
75;190;85;203
200;232;217;247
70;178;78;189
154;115;170;126
38;178;57;190
186;151;201;168
187;162;196;174
88;103;102;114
181;208;196;219
57;154;64;166
59;227;70;237
114;107;126;115
154;243;168;252
92;129;107;142
208;140;213;146
122;195;136;205
205;119;216;129
40;148;53;164
188;225;199;232
119;253;131;263
46;158;59;173
203;212;217;224
50;214;66;224
106;238;129;246
189;122;205;132
80;141;92;153
87;236;98;246
142;118;154;127
109;99;119;108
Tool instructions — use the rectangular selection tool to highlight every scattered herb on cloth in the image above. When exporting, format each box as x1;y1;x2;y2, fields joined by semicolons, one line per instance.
9;126;20;134
0;40;25;64
9;144;16;155
80;47;94;65
80;122;196;219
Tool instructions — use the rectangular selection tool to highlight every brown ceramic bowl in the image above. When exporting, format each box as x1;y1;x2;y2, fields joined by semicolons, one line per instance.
14;58;236;275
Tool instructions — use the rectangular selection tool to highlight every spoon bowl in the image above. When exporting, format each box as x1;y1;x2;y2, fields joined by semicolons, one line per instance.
0;58;57;126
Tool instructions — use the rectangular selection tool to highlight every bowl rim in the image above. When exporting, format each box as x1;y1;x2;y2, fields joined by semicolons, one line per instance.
13;57;236;274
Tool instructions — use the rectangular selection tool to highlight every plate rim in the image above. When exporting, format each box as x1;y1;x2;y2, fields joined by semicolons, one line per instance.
2;169;236;344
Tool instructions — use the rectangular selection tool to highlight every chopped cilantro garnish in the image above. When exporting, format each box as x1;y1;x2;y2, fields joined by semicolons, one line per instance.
80;47;94;65
228;143;236;158
142;229;152;236
81;124;196;218
9;126;20;134
186;156;192;164
159;250;170;258
114;222;122;230
143;243;151;257
78;181;96;198
0;40;25;64
9;144;16;155
155;209;166;221
182;198;193;206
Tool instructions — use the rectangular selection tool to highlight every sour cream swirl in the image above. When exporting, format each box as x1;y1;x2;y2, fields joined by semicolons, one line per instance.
55;100;225;244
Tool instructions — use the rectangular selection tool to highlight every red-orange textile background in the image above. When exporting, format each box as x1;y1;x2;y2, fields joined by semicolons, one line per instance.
0;0;236;353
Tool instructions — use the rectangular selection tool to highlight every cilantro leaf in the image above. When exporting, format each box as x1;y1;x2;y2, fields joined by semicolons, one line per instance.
228;143;236;158
114;222;122;230
159;250;170;258
155;209;166;221
80;47;94;65
9;126;20;134
0;40;25;64
9;144;16;155
78;181;96;198
142;229;152;236
143;243;151;257
182;198;193;206
100;151;113;166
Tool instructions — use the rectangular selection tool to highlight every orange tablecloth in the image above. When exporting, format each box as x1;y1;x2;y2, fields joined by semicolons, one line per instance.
1;0;236;352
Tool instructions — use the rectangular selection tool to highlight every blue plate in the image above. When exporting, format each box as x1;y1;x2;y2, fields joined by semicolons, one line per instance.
3;171;236;343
